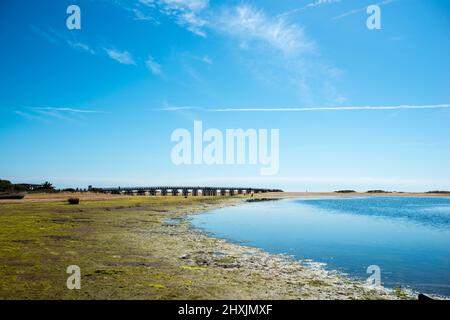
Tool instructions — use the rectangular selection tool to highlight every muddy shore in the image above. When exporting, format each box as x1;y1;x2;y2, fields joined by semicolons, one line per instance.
0;193;412;299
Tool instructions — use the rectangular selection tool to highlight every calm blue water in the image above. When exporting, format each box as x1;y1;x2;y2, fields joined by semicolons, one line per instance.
189;197;450;296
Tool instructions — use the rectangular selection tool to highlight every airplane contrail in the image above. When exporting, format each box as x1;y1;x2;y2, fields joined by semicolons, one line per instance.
159;104;450;112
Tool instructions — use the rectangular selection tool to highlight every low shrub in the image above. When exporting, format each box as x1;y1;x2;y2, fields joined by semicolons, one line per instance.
68;198;80;205
426;190;450;194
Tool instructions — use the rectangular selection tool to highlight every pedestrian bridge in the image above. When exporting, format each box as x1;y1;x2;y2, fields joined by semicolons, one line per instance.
93;186;283;196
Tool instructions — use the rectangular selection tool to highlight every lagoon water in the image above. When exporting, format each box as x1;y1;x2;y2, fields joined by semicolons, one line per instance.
189;197;450;296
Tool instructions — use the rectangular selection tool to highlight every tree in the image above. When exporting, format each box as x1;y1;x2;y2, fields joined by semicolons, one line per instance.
42;181;55;191
0;179;13;192
0;179;27;192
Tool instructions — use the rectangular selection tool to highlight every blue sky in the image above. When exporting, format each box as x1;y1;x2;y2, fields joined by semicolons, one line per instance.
1;0;450;191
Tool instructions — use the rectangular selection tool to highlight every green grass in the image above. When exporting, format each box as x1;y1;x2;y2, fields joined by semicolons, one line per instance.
0;197;240;299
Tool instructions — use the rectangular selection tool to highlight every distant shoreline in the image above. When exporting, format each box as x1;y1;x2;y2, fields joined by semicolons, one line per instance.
265;192;450;198
1;191;449;204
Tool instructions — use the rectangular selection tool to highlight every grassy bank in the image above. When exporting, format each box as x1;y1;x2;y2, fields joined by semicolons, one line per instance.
0;194;408;299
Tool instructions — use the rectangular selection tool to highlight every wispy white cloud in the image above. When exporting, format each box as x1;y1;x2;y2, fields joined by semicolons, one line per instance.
163;0;208;11
158;0;209;37
14;110;48;123
202;55;213;64
14;107;107;123
212;4;347;107
145;56;162;75
30;25;58;44
107;2;340;105
66;40;96;55
34;107;107;114
31;24;143;67
217;5;314;55
118;0;159;22
138;0;156;6
333;0;397;20
306;0;342;8
131;8;157;22
279;0;342;18
117;0;209;36
104;48;136;65
30;25;95;55
158;104;450;112
180;52;213;65
177;11;207;37
33;109;76;122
